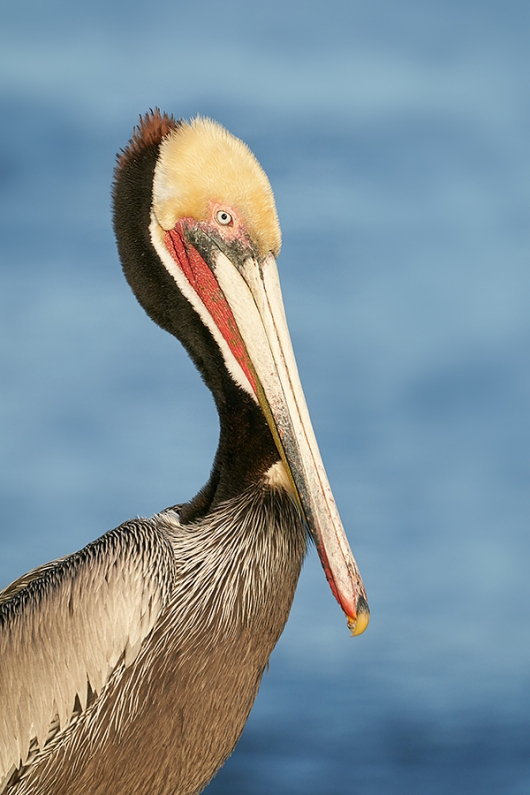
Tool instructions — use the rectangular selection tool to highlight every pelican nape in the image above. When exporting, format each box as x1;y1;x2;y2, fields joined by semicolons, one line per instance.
0;112;369;795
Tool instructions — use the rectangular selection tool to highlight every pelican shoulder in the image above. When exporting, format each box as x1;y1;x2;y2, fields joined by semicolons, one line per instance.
0;516;177;787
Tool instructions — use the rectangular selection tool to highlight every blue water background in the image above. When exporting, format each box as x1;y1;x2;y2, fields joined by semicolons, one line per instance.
1;1;529;792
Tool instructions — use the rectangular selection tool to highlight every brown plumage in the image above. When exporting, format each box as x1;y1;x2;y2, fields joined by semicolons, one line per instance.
0;112;368;795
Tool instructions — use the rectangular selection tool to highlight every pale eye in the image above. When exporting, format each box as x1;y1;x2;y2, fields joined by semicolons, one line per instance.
216;209;233;226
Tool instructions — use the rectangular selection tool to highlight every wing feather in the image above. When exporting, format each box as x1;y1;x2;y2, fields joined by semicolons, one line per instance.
0;515;177;782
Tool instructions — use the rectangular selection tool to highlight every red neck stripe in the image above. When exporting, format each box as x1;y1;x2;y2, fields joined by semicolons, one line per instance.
166;227;258;394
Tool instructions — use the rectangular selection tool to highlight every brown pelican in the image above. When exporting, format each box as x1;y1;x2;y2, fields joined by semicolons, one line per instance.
0;111;369;795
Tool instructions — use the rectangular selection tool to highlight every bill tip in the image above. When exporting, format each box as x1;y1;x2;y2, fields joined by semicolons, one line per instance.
347;605;370;636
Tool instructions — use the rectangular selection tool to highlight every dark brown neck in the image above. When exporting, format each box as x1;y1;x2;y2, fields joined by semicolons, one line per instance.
180;383;280;523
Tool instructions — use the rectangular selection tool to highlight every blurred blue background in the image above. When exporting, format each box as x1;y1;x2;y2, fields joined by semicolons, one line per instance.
1;1;529;792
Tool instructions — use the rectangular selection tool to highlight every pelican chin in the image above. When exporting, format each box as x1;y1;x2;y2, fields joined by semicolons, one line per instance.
0;111;369;795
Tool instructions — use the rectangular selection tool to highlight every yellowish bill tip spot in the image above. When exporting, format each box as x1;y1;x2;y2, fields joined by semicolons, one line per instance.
347;610;370;637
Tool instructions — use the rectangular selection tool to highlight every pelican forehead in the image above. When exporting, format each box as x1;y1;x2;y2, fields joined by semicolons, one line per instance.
152;117;281;259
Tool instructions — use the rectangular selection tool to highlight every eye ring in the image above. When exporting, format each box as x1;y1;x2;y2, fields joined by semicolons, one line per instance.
216;209;233;226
